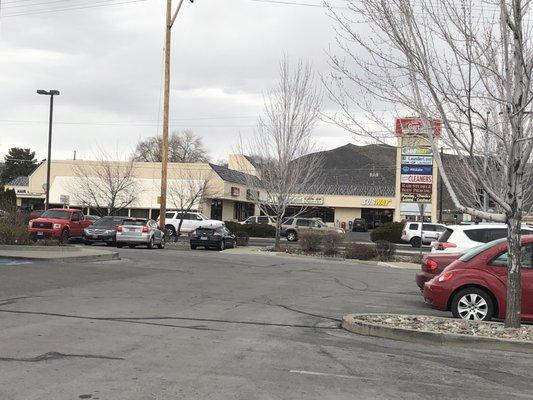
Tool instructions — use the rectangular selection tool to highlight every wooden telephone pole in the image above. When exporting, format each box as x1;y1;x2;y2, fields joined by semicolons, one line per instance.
159;0;191;231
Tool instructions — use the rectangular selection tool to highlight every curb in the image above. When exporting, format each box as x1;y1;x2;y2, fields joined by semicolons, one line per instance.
0;249;119;263
342;314;533;354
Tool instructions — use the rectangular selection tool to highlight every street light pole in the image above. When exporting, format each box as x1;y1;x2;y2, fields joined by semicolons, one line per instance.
159;0;193;232
37;89;60;211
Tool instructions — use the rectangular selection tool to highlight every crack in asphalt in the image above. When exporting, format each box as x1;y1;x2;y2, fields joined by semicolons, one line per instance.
0;309;341;330
0;351;124;362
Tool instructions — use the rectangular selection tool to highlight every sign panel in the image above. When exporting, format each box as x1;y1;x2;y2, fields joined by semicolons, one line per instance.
401;155;434;165
401;146;433;156
231;187;240;197
401;174;433;184
361;198;393;207
401;193;432;203
60;194;70;204
401;183;432;195
401;164;432;175
395;117;441;137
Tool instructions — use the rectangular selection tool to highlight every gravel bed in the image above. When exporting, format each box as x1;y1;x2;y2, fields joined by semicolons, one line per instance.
356;314;533;342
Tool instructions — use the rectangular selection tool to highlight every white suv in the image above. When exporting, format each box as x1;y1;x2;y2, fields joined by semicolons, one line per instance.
432;223;533;253
158;211;223;236
401;222;447;247
241;216;277;226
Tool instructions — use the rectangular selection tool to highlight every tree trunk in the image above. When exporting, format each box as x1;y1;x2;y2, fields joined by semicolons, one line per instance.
505;214;522;328
275;219;281;252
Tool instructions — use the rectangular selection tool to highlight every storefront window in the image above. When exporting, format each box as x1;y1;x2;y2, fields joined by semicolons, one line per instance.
234;201;255;221
211;200;223;221
284;206;335;223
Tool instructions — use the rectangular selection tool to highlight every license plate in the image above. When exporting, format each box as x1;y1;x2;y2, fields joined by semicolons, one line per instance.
201;236;208;240
92;235;99;239
37;232;44;236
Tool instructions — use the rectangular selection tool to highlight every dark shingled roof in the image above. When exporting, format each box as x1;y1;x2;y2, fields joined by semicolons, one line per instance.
7;176;29;186
209;163;261;186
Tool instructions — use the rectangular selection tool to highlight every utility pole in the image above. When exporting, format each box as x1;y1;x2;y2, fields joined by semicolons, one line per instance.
438;146;443;223
482;111;490;221
159;0;192;232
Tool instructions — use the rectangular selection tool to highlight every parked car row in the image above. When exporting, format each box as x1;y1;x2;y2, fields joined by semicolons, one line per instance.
421;236;533;322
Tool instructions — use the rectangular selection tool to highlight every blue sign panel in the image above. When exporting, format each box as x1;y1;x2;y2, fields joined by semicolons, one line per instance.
401;164;433;175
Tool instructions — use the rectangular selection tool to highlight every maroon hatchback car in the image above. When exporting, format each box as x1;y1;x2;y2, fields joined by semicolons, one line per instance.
424;235;533;321
415;252;463;290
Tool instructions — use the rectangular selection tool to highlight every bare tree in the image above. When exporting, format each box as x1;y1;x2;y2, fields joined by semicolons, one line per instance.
167;171;218;237
69;151;138;216
326;0;533;327
133;129;210;163
241;57;324;250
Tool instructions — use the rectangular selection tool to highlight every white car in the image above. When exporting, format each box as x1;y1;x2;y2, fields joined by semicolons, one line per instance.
241;215;277;226
431;223;533;253
401;222;447;247
159;211;223;236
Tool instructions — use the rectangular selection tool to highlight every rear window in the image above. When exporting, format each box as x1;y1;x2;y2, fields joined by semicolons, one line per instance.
465;228;507;243
258;216;269;223
438;228;454;243
41;210;71;220
459;238;507;262
197;228;215;235
296;219;311;227
123;219;147;226
93;217;124;228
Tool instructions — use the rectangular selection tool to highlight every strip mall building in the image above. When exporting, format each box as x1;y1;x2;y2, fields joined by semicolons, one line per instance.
7;142;448;228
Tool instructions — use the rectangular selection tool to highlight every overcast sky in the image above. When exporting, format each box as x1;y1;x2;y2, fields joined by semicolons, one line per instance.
0;0;368;163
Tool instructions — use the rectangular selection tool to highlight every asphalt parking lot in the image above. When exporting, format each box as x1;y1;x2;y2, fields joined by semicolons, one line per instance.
0;248;531;400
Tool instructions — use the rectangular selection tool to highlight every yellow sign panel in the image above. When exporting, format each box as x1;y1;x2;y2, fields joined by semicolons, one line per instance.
361;198;393;207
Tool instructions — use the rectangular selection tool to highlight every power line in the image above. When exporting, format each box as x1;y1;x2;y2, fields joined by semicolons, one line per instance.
0;0;147;17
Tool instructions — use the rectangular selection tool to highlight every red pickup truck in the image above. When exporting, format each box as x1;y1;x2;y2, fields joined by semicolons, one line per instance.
28;208;94;243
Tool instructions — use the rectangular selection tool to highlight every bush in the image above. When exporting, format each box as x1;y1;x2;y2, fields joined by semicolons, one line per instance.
322;231;343;256
234;231;250;246
224;221;276;238
299;231;323;253
375;240;396;261
345;243;377;260
370;222;404;243
0;221;32;245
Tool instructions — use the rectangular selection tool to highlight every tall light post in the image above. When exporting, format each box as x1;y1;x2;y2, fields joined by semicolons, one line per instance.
159;0;194;232
37;89;60;210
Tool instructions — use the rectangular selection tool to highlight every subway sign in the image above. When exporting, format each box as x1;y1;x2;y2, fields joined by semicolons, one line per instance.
361;198;393;207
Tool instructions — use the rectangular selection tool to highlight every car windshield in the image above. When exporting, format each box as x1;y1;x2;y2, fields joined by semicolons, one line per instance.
40;210;71;220
123;219;147;226
93;217;124;228
459;238;507;262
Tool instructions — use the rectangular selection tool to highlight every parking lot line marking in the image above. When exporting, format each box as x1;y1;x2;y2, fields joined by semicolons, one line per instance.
289;370;372;380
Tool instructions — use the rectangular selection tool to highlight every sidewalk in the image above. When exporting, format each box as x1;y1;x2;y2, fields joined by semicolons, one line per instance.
0;245;119;263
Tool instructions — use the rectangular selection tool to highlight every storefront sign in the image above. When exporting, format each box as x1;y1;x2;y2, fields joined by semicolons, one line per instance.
361;198;393;207
16;189;27;194
401;164;433;175
231;187;240;197
401;146;433;156
401;155;434;165
288;195;324;205
401;193;432;203
401;174;433;184
401;183;432;195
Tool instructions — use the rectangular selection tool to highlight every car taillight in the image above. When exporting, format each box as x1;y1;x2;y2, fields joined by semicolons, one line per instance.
438;271;453;282
116;225;123;232
142;226;149;233
425;259;438;271
434;242;457;251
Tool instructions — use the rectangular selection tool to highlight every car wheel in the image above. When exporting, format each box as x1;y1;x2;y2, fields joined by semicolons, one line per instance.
59;230;69;245
190;244;197;250
451;287;494;321
410;236;421;248
218;240;225;251
147;236;154;249
166;225;176;238
129;245;136;249
286;231;297;242
116;243;123;248
84;241;92;246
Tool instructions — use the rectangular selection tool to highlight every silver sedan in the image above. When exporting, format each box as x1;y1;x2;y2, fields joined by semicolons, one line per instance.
116;218;165;249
